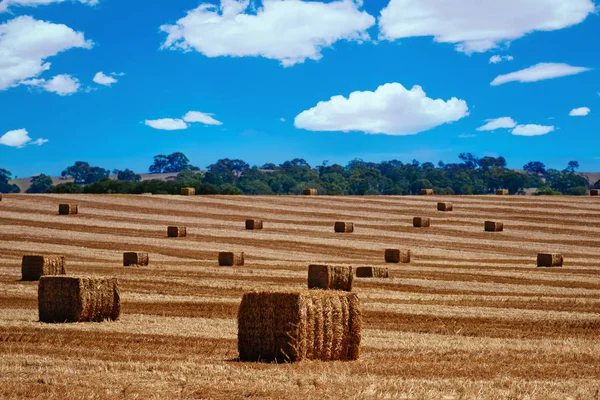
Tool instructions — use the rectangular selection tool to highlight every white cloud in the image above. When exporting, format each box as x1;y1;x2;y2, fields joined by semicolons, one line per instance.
378;0;595;53
491;63;591;86
93;71;117;86
0;16;92;91
569;107;590;116
160;0;375;66
0;0;98;12
458;133;476;139
280;118;286;122
144;119;188;131
182;111;222;126
0;128;48;147
22;74;80;96
489;55;514;64
294;83;469;136
511;124;555;136
476;117;517;131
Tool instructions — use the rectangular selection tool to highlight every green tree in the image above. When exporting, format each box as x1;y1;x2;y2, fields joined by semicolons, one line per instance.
114;169;141;182
149;152;198;174
62;162;109;184
26;174;53;193
0;168;20;193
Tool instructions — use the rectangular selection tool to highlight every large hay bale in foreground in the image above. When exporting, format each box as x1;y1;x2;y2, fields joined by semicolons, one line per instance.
537;253;563;267
385;248;410;263
219;252;244;266
38;276;120;323
485;221;504;232
0;194;2;201
167;226;187;237
123;252;149;267
413;217;430;228
356;266;389;278
420;189;434;196
334;222;354;233
590;189;600;196
238;290;361;362
181;187;195;196
308;265;353;291
437;202;453;212
245;219;263;230
496;189;509;195
303;188;318;196
22;256;66;281
58;204;78;215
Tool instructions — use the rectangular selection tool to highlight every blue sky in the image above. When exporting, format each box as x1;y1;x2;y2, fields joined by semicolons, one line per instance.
0;0;598;178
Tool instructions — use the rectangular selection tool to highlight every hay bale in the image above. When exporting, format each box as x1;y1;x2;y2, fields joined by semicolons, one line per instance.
437;202;453;212
413;217;430;228
420;189;434;195
38;276;120;323
167;226;187;237
181;187;195;196
219;252;244;266
0;193;3;201
537;253;563;267
590;189;599;196
245;219;263;230
334;222;354;233
355;266;389;278
21;256;66;281
238;290;361;362
58;204;78;215
496;189;509;195
303;188;318;196
123;252;149;267
385;249;410;263
485;221;504;232
308;265;353;291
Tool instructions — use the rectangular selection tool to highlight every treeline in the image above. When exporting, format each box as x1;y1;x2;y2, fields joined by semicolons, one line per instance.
1;152;596;196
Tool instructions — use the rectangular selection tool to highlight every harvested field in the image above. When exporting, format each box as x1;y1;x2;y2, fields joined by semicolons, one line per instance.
1;194;600;399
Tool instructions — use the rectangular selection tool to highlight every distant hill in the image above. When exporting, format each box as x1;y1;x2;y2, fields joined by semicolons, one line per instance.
10;172;180;193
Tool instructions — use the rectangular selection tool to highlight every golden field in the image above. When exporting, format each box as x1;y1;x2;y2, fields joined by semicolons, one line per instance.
1;194;599;399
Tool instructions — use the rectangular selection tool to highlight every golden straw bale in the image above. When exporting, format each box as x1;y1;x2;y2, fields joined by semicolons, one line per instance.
334;222;354;233
38;276;120;323
245;219;263;230
420;189;434;195
167;226;187;237
485;221;504;232
58;204;78;215
590;189;599;196
303;188;318;196
537;253;563;267
22;255;65;281
0;194;3;201
385;249;410;263
123;252;149;267
238;290;361;362
181;187;195;196
496;189;509;195
355;266;389;278
413;217;430;228
308;265;353;291
437;202;453;212
219;252;245;266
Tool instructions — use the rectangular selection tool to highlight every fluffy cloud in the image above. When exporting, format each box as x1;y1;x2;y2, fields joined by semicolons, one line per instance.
511;124;555;136
160;0;375;66
477;117;517;131
491;63;591;86
0;0;98;12
378;0;595;53
569;107;590;116
489;55;514;64
144;119;188;131
294;83;469;135
0;128;48;147
22;74;80;96
0;16;92;91
182;111;222;126
93;72;118;86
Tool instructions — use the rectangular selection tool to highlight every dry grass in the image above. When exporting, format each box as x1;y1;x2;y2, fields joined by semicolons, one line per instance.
1;194;600;399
